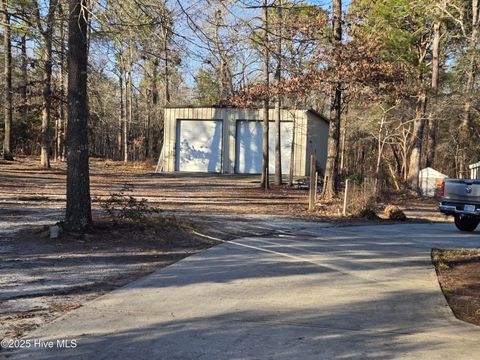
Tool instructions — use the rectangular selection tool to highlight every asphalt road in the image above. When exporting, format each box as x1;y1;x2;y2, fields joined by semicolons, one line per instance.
3;222;480;360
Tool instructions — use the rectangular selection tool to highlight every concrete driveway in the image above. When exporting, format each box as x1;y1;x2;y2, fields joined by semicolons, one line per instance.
4;222;480;359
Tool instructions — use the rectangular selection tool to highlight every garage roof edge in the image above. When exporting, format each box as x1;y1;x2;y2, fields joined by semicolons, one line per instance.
163;105;330;124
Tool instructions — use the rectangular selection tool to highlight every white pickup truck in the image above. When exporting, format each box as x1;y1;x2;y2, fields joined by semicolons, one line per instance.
439;178;480;231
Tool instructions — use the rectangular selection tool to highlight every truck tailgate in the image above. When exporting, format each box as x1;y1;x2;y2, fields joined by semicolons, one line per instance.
443;179;480;204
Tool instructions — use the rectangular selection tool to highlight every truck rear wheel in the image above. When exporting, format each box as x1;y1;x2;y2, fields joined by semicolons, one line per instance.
454;215;479;232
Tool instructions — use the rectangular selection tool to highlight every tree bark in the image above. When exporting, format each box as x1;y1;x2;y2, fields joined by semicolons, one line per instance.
274;0;282;186
288;112;296;186
152;59;160;156
426;19;442;168
60;4;67;161
2;0;13;160
20;34;28;118
122;70;128;162
460;0;479;175
40;36;53;168
323;0;342;198
123;64;131;163
35;0;60;167
339;115;347;173
65;0;92;232
145;64;151;159
163;27;170;104
57;4;66;161
407;90;428;188
118;70;124;159
260;0;270;189
126;66;133;161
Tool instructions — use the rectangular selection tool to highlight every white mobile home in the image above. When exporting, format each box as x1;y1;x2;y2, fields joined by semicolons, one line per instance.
156;106;329;177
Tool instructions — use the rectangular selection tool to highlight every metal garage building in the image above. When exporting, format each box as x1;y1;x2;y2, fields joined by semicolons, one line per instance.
156;106;329;177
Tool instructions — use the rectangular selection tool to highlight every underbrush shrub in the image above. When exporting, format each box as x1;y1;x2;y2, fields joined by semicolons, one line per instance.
344;177;379;219
99;183;160;224
353;196;379;219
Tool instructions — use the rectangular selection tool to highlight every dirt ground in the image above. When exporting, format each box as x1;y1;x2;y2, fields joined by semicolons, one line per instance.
0;156;446;221
432;248;480;326
0;156;448;341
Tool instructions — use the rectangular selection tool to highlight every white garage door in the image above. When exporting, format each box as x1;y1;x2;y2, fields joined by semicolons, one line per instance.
176;120;223;172
235;121;293;174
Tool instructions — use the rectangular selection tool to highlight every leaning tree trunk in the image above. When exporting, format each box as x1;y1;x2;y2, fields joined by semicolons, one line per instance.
65;0;92;232
260;0;270;189
2;0;13;161
323;0;342;198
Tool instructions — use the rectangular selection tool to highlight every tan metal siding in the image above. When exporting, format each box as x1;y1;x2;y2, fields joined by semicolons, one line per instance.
306;111;329;175
161;107;325;177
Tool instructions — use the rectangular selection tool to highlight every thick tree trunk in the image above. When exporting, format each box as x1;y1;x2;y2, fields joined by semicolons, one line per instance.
323;0;342;198
65;0;92;232
323;88;341;198
274;0;282;186
260;0;269;189
2;0;13;160
407;90;428;188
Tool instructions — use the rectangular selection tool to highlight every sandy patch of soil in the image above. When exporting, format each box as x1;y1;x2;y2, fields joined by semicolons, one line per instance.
432;248;480;326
